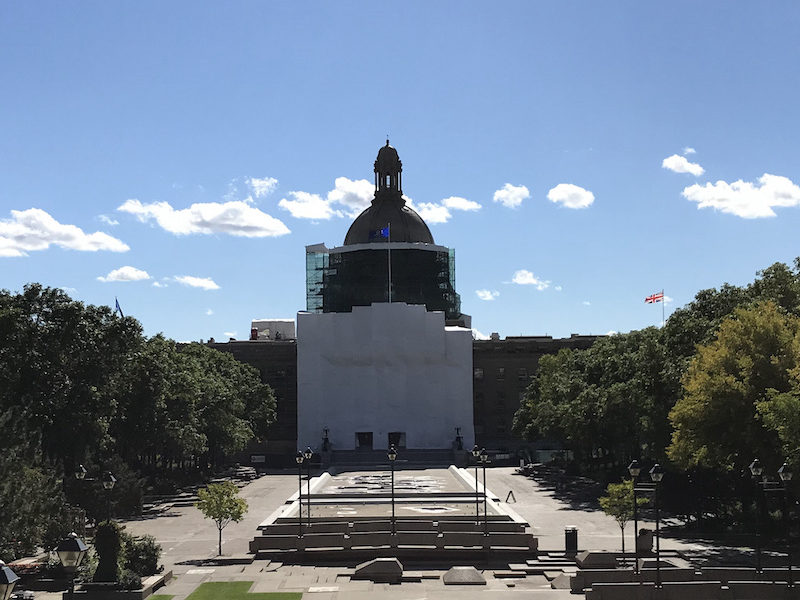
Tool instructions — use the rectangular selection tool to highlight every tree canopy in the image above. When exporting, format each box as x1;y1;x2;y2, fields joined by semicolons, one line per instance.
0;284;276;561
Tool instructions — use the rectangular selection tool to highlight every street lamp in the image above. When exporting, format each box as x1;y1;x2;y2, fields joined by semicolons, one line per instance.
303;447;313;530
0;561;19;600
101;471;116;521
480;448;490;536
472;445;481;526
388;445;397;534
750;458;765;573
649;463;665;588
628;460;642;574
56;532;88;600
295;451;304;537
779;462;794;587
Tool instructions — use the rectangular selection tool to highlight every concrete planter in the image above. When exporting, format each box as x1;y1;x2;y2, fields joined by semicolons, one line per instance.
64;572;172;600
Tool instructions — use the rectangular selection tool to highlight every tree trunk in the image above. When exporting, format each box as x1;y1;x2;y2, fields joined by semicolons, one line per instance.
621;524;625;555
218;524;222;556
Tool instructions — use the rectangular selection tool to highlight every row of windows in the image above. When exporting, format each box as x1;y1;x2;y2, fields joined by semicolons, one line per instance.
474;367;529;380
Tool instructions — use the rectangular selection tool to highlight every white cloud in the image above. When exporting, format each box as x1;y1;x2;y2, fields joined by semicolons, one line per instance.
118;199;290;237
98;215;119;226
471;328;491;340
97;266;151;282
493;183;530;208
682;173;800;218
683;147;697;155
664;295;674;305
414;202;451;224
206;308;214;316
662;154;705;176
174;275;220;290
152;281;167;288
248;177;278;198
555;285;563;292
224;331;237;338
278;191;342;220
442;196;481;211
511;269;550;290
547;183;595;209
606;330;618;336
0;208;129;257
476;289;500;301
582;300;591;306
327;177;374;217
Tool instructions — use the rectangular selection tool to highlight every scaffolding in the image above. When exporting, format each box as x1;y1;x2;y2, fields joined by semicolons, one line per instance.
306;243;461;319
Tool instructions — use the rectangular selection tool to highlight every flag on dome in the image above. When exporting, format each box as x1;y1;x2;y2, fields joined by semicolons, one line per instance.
645;291;664;304
369;225;390;240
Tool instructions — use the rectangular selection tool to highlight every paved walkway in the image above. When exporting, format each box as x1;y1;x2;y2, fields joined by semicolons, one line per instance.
31;466;757;599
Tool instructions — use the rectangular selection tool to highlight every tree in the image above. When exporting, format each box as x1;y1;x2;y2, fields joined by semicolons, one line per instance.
598;479;648;553
668;302;799;472
195;482;248;555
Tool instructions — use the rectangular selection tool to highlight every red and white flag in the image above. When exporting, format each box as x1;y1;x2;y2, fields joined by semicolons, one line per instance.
645;292;664;304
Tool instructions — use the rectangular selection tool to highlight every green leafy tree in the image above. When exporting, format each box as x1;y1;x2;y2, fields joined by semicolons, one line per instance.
599;479;649;553
93;520;123;582
668;302;799;472
195;481;248;556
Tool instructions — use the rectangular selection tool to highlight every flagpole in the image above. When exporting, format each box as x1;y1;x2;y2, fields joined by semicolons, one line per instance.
387;224;392;303
662;288;665;327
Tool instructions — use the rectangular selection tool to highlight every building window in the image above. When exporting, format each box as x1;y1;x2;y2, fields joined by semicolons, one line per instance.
474;367;484;380
517;368;528;380
497;367;505;380
496;424;507;434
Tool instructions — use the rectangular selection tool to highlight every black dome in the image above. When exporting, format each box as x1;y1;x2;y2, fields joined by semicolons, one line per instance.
344;201;434;245
344;141;434;245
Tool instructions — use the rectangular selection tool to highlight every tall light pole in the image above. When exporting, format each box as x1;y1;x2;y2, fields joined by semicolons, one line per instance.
649;464;665;588
480;448;489;536
388;445;397;534
779;462;794;587
295;451;304;537
750;458;765;574
628;460;641;574
56;532;88;600
303;447;313;530
472;445;481;526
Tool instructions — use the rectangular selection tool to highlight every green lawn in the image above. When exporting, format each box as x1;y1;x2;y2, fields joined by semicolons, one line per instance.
184;581;302;600
148;596;175;600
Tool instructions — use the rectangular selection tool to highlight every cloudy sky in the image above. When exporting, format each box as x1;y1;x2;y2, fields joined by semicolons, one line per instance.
2;2;800;341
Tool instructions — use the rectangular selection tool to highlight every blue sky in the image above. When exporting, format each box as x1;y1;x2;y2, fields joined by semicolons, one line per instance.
2;2;800;341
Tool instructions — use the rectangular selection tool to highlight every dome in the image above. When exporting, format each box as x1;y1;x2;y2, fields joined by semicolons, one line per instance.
344;201;434;245
343;141;434;245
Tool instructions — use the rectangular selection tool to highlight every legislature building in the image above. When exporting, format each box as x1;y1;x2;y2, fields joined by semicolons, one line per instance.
210;142;597;465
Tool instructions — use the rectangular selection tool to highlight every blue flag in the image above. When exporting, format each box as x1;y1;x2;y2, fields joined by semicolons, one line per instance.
115;297;124;318
369;225;390;240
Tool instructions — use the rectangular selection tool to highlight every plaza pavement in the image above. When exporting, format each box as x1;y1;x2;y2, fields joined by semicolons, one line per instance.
37;466;747;599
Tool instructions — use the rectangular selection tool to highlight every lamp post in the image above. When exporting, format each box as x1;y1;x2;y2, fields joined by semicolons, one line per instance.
779;462;794;587
649;464;665;588
303;447;313;530
56;532;88;600
388;445;397;534
750;458;765;574
101;471;116;522
0;561;19;600
480;448;490;536
295;451;304;537
628;460;641;574
472;445;481;526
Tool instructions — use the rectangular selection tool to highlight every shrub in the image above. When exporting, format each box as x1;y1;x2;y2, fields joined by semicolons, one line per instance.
122;533;162;576
117;569;142;590
93;521;122;582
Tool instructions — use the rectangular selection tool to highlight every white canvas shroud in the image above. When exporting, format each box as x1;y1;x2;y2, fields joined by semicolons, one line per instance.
297;302;474;451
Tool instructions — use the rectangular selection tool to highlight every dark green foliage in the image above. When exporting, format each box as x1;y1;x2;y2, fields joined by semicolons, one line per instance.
0;284;277;558
121;532;162;576
117;569;143;590
93;520;122;582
